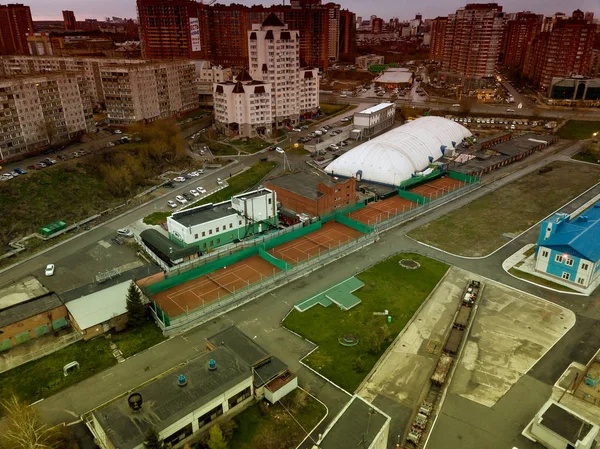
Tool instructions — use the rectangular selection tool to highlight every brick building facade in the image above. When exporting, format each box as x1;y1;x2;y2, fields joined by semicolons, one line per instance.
429;16;447;62
0;3;34;55
502;12;542;71
265;171;357;217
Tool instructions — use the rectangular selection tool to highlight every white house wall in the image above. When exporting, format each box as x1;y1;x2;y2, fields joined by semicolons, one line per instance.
264;377;298;404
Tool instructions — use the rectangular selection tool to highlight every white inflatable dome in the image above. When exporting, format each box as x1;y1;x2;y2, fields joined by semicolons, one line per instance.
325;116;471;186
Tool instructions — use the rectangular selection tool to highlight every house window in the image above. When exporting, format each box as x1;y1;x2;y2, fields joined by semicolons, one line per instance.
239;220;242;225
541;250;548;257
228;386;251;409
210;240;213;246
217;238;221;244
577;277;585;285
562;272;570;280
195;234;198;239
566;258;574;267
163;423;193;447
209;229;212;235
216;227;219;232
582;263;589;270
198;405;223;428
229;223;233;229
202;231;206;237
555;255;563;263
203;243;207;248
268;198;272;204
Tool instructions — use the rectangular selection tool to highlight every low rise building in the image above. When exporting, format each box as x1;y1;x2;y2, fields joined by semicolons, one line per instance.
0;293;68;352
549;77;600;102
525;399;599;449
100;61;198;125
353;102;395;137
87;346;254;449
167;188;277;252
312;395;390;449
535;202;600;290
0;72;94;161
374;68;413;89
265;171;357;218
355;54;384;69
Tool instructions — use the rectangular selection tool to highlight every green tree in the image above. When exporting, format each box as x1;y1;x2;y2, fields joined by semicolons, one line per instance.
207;424;228;449
364;323;391;355
143;427;164;449
0;395;58;449
126;281;146;327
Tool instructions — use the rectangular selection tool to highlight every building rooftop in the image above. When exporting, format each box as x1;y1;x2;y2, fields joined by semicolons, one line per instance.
140;229;199;262
541;403;593;444
65;281;131;329
0;293;63;328
316;395;390;449
491;134;554;157
93;346;251;449
538;202;600;262
266;171;339;201
170;201;239;228
262;12;285;28
356;102;394;115
375;69;413;84
254;356;287;388
207;326;270;368
235;188;272;201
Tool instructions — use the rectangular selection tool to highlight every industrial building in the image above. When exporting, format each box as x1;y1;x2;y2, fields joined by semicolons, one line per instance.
167;188;277;251
100;61;198;125
88;346;254;449
535;202;600;290
374;68;413;89
326;117;471;186
265;171;357;219
0;72;95;161
352;102;395;138
313;395;390;449
0;293;68;352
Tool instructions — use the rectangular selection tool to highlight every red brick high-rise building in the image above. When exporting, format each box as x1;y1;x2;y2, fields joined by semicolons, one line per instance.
338;8;356;62
440;3;505;82
429;16;447;62
522;10;596;90
502;12;542;71
0;3;34;55
371;17;383;34
62;10;76;31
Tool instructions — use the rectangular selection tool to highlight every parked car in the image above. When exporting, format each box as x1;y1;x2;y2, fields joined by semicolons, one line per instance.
173;176;186;182
14;167;27;174
189;189;200;197
45;264;55;276
183;193;194;201
197;186;207;194
188;171;200;177
0;174;13;181
44;158;57;165
292;128;302;132
217;178;224;185
167;200;178;208
114;129;123;134
452;104;460;107
175;195;187;204
329;144;340;150
275;147;285;154
34;162;47;169
300;125;309;130
117;229;134;238
506;108;515;112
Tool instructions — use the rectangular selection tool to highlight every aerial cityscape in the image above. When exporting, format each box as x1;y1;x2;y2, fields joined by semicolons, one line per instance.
1;1;600;449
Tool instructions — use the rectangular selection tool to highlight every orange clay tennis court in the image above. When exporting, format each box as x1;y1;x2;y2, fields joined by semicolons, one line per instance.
349;196;417;225
268;221;363;265
409;176;465;199
152;255;280;318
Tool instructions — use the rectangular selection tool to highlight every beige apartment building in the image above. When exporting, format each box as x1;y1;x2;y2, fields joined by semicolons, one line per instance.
214;13;318;138
100;61;198;125
0;72;94;161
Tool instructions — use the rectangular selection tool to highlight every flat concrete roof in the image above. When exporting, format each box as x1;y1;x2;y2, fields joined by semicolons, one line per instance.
266;171;340;201
207;326;270;368
317;395;389;449
235;188;272;201
541;402;593;444
93;346;251;449
65;281;130;329
356;102;394;115
170;202;239;228
375;69;413;84
0;276;49;310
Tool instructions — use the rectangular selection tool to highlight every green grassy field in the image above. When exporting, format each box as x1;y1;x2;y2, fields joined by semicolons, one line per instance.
0;321;165;409
557;120;600;140
228;389;325;449
207;141;239;156
508;268;577;292
572;152;600;164
319;103;349;116
408;161;600;257
230;138;269;154
284;253;449;392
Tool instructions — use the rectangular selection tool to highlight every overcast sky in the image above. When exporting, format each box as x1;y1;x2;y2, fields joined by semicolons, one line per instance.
26;0;600;21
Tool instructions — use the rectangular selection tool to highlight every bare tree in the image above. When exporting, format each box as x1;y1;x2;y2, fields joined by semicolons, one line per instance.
0;395;59;449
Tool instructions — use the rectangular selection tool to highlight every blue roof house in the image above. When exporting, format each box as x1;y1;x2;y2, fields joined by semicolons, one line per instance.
535;203;600;290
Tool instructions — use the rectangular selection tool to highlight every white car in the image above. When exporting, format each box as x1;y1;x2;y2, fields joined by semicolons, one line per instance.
45;264;55;276
173;176;186;182
329;144;340;150
167;200;178;208
117;229;134;238
275;147;285;154
114;129;122;134
188;171;200;177
197;186;207;194
292;128;302;132
175;195;187;204
217;178;224;185
452;103;460;107
189;189;200;197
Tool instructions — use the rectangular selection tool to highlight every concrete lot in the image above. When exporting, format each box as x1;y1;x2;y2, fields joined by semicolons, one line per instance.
0;275;48;308
451;281;576;408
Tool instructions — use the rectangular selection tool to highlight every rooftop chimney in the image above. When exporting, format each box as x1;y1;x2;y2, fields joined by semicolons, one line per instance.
178;374;188;387
209;359;217;371
128;393;143;411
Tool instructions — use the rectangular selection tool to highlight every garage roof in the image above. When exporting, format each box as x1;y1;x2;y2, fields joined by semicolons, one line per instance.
65;281;131;330
0;293;63;328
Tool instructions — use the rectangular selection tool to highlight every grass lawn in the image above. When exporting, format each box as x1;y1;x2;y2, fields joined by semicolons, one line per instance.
319;103;348;116
285;144;310;155
230;138;269;154
111;321;166;358
557;120;600;140
207;141;239;156
284;253;449;392
227;389;326;449
408;161;600;257
185;161;277;209
572;152;600;164
508;268;577;293
143;211;172;225
0;338;115;408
